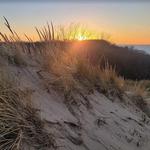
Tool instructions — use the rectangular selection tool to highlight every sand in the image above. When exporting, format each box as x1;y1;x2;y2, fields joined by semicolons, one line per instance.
7;62;150;150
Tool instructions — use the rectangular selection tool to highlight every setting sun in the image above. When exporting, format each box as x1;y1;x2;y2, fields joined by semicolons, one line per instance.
77;34;87;41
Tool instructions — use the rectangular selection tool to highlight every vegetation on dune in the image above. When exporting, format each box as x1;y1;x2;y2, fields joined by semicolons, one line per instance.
40;43;146;100
0;17;27;67
40;43;149;116
0;17;148;97
0;70;56;150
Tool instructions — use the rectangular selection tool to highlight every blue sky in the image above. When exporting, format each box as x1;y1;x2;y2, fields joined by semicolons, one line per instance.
0;1;150;44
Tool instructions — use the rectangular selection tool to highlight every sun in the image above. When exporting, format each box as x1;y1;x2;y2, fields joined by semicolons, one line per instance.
76;34;87;41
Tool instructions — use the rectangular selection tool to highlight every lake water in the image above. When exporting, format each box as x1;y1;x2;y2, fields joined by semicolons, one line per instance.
133;45;150;54
120;45;150;54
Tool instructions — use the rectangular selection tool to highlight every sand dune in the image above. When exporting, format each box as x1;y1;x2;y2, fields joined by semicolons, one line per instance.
2;57;149;150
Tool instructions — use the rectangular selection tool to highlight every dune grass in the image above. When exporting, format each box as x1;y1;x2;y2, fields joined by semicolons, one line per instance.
40;45;125;100
126;80;148;97
0;17;27;66
0;17;147;100
0;70;55;150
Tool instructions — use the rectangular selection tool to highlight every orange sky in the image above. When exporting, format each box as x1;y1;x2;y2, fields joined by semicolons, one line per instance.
0;2;150;44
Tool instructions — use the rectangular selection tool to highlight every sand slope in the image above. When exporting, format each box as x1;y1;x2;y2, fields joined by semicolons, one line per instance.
7;63;150;150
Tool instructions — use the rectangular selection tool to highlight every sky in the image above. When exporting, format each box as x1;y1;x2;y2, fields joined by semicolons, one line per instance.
0;1;150;44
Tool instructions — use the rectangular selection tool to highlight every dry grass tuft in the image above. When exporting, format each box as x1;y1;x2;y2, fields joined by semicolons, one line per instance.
73;58;125;98
124;80;150;115
41;46;125;99
0;71;56;150
99;62;125;98
35;22;55;41
0;17;27;66
46;50;78;93
126;80;148;98
0;43;27;67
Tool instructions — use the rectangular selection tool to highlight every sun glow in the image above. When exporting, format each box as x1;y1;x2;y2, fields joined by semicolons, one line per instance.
77;34;87;41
